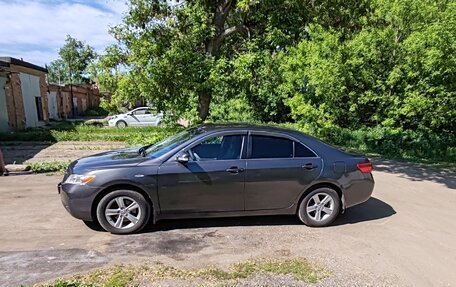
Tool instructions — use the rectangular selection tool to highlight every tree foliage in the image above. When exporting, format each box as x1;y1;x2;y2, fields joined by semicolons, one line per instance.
47;35;97;84
97;0;455;137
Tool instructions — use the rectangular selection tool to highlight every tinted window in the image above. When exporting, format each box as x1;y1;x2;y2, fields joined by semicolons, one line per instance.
295;142;316;157
133;109;146;115
190;135;243;161
251;135;293;158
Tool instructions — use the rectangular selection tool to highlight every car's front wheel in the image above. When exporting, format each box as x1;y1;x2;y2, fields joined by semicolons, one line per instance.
96;190;150;234
298;187;340;227
116;120;127;128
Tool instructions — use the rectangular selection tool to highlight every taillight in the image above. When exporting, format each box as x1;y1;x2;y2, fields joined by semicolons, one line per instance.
357;162;373;173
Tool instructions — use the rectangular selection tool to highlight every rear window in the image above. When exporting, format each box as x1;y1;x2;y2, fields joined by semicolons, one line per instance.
295;142;316;157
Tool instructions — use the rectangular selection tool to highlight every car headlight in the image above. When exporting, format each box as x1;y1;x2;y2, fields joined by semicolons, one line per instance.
65;174;96;185
109;115;118;120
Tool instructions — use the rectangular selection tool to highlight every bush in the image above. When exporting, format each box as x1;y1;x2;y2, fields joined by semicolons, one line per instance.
311;126;456;163
80;107;109;117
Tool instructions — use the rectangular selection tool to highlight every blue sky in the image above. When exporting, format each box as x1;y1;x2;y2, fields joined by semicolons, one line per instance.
0;0;127;67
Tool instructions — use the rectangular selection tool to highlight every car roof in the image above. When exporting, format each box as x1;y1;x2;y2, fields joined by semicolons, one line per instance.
196;123;305;137
193;123;350;158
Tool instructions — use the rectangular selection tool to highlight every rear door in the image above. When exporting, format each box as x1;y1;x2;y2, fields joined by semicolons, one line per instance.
244;132;322;211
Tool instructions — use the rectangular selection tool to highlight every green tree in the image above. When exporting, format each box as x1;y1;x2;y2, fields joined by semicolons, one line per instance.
281;0;455;134
48;35;97;84
109;0;318;122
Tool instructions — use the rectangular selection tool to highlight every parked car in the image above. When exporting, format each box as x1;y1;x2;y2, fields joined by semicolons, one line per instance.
58;123;374;234
108;107;163;128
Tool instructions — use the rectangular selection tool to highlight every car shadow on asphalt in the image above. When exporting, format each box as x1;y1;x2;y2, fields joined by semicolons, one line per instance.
85;198;395;233
138;197;395;232
372;158;456;189
332;197;396;226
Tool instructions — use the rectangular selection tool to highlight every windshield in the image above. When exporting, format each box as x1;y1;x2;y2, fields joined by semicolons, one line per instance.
145;127;204;158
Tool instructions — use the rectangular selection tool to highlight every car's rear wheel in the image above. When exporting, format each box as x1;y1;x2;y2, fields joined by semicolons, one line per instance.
96;190;150;234
116;120;127;128
298;187;340;227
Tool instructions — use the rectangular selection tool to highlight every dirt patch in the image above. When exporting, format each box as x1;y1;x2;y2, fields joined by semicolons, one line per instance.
1;141;126;164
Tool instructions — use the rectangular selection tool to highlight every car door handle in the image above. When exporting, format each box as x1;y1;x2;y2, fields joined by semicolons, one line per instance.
226;167;245;173
303;163;318;170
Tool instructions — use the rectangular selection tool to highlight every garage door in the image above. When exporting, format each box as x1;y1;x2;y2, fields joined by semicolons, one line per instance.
0;76;9;132
20;73;40;128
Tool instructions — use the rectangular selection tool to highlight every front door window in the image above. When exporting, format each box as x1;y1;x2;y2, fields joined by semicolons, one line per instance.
189;135;244;161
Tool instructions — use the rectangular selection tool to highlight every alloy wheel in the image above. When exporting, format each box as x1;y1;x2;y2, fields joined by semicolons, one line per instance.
306;192;335;222
105;196;142;229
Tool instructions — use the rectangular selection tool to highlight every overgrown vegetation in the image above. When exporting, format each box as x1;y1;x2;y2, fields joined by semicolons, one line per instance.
1;121;455;164
43;258;325;287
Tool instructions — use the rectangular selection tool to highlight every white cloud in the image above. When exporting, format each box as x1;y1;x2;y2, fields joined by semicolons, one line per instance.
0;0;128;66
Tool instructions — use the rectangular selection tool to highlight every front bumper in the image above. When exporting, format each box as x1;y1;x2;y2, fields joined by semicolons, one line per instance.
58;182;100;221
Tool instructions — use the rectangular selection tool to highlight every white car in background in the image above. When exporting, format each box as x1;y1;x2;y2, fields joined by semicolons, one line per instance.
108;107;163;128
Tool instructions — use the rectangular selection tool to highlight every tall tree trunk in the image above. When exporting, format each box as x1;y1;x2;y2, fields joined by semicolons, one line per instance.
196;0;246;122
197;90;212;122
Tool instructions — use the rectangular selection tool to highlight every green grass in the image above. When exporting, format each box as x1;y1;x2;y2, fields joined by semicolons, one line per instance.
27;161;71;174
42;258;325;287
0;121;181;146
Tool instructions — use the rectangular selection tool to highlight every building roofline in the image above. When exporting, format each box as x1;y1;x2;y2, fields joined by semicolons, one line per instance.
0;57;48;73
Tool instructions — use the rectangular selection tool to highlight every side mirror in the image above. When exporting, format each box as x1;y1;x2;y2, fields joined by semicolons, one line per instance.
176;152;189;164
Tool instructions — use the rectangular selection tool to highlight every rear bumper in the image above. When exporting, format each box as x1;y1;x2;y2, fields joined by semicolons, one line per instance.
58;182;99;221
343;173;375;208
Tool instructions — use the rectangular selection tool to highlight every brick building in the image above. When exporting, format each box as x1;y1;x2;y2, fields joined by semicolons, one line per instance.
0;57;49;132
1;57;105;132
47;84;103;119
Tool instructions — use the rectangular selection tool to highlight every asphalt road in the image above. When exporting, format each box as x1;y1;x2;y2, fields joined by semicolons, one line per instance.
0;159;455;286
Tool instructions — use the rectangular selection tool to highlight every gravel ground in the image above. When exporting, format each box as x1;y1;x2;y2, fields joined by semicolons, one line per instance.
0;159;455;286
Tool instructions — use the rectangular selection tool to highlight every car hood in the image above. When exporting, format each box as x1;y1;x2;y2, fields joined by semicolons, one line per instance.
70;147;147;174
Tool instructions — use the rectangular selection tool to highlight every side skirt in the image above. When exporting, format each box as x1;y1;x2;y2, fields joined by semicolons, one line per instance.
155;205;298;222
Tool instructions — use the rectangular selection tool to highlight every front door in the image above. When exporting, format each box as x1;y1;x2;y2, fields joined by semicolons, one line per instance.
129;108;148;126
158;133;247;213
244;134;322;211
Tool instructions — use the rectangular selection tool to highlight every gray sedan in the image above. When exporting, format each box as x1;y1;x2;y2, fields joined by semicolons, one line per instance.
59;124;374;234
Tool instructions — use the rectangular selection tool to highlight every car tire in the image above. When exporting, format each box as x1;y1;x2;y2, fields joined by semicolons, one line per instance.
298;187;340;227
116;120;127;128
96;190;150;234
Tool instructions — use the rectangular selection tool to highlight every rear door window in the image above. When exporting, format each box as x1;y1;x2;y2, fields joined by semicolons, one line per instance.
250;135;293;158
250;135;317;158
